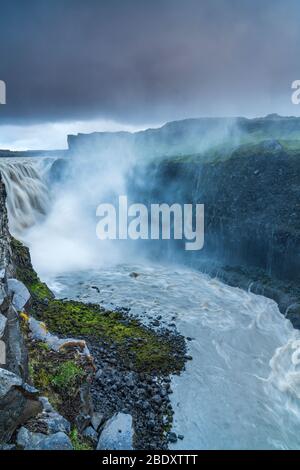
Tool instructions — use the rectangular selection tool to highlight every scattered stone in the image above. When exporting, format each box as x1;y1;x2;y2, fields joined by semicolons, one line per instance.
0;369;42;443
0;367;22;397
0;270;6;307
83;426;98;444
75;382;94;432
22;383;39;396
0;313;7;338
0;443;16;450
17;427;73;450
97;413;133;450
7;278;30;311
168;432;178;443
129;272;139;279
39;396;54;413
75;413;91;434
28;316;91;356
3;303;28;376
39;410;71;435
91;411;104;431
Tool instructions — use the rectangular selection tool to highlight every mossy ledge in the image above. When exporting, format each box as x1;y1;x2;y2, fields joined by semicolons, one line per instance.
25;336;90;423
22;333;94;449
11;237;186;375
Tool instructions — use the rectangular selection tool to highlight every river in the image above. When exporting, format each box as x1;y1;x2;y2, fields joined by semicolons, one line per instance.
2;157;300;449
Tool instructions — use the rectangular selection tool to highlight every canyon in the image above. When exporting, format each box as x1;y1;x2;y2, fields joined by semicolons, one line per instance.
0;114;299;450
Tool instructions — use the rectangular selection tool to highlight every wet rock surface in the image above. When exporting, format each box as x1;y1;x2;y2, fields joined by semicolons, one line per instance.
90;338;177;450
17;427;73;450
0;369;42;443
0;313;7;338
7;278;30;312
97;412;133;450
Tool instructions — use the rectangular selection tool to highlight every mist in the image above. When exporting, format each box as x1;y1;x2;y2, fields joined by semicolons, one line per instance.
0;119;149;151
19;138;141;276
3;117;243;277
1;0;300;132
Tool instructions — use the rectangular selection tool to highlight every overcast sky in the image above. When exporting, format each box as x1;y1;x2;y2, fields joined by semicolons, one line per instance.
0;0;300;149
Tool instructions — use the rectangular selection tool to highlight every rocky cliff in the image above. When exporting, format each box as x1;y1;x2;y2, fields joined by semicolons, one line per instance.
129;141;300;280
0;176;42;447
68;114;300;159
0;175;86;450
127;140;300;326
0;174;186;450
67;115;300;327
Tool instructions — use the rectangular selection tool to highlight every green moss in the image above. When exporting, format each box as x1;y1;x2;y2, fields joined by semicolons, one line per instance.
51;361;84;391
29;281;53;301
159;136;300;166
30;298;184;373
28;344;61;409
11;237;53;301
27;337;89;422
70;428;93;451
36;340;50;352
12;237;186;374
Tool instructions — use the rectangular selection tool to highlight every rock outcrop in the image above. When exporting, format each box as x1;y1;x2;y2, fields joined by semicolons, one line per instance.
0;368;42;443
97;413;134;450
67;114;300;284
0;175;75;449
126;140;300;326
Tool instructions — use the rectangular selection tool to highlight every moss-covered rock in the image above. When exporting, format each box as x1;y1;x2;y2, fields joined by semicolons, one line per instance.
29;298;185;374
69;428;93;451
10;238;53;301
26;335;91;423
12;238;186;375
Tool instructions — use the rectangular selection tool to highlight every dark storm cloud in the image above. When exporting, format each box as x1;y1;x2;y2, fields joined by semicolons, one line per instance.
0;0;300;124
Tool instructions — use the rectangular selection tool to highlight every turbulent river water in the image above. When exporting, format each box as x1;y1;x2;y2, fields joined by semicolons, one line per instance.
2;157;300;449
45;264;300;450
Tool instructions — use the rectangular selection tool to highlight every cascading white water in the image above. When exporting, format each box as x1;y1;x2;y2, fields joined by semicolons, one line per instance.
48;264;300;450
1;156;300;449
0;158;52;236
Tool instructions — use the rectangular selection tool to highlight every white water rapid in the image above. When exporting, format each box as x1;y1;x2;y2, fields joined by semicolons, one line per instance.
45;265;300;450
1;157;300;450
0;158;52;235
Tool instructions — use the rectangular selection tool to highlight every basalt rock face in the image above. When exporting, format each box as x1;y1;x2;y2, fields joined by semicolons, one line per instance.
68;114;300;159
0;177;13;276
67;116;300;284
125;143;300;325
0;176;42;444
128;146;300;282
67;117;300;323
0;175;77;449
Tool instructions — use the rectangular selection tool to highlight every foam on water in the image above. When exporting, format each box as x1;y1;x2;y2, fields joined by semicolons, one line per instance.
1;157;300;449
0;158;52;235
46;263;300;450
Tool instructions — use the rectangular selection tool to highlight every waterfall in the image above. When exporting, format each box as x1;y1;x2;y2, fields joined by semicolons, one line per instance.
1;154;300;449
0;158;53;236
